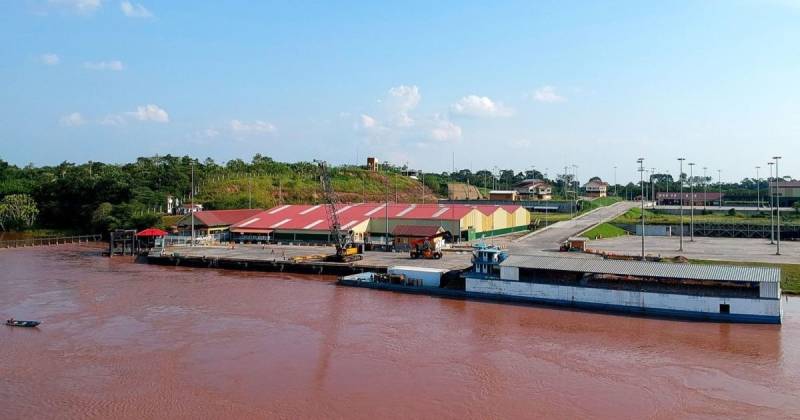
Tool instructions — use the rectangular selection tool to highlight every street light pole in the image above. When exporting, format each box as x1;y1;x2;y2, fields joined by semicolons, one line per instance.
702;166;708;211
774;156;782;255
638;158;646;259
768;162;775;244
718;169;722;208
755;166;761;209
190;161;195;247
678;158;685;252
689;162;695;242
651;167;656;204
614;166;617;197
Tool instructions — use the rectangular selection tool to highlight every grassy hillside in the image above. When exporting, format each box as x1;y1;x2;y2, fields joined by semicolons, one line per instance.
197;168;439;210
582;222;628;240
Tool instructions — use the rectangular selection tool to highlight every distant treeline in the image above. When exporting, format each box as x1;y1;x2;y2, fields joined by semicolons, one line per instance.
0;155;793;233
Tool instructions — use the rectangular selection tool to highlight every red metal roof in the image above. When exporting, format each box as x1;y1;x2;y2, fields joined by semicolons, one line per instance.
392;225;444;237
179;209;263;227
231;203;524;233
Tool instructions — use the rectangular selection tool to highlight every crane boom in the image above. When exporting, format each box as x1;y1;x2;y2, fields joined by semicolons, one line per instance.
314;160;361;261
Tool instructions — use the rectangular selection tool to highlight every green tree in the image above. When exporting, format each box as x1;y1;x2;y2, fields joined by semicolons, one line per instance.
0;194;39;230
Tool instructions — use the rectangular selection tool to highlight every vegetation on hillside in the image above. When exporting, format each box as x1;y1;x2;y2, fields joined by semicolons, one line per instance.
0;155;437;233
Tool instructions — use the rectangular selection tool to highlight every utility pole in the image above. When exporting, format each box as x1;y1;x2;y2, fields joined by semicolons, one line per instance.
768;161;775;244
651;167;656;204
421;172;425;205
248;174;252;209
638;158;646;259
703;167;708;211
613;166;617;196
573;164;578;215
190;161;195;247
689;162;695;242
678;158;685;252
774;156;782;255
385;173;390;249
756;166;761;209
718;169;722;208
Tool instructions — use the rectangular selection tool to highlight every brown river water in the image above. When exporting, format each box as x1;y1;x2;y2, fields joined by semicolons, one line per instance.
2;245;800;419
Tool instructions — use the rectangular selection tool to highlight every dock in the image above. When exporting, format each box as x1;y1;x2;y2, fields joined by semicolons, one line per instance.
146;243;473;276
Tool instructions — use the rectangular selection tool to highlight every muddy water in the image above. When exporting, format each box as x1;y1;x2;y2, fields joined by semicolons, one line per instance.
1;246;799;419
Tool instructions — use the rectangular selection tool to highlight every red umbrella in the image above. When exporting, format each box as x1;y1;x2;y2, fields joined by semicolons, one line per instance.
136;228;167;237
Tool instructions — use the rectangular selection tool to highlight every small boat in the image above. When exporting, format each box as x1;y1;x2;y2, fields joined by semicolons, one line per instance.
5;319;40;328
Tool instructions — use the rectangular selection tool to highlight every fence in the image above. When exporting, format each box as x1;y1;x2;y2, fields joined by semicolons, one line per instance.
0;234;103;249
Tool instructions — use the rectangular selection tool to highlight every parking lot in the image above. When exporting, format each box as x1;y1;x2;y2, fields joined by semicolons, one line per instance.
586;235;799;264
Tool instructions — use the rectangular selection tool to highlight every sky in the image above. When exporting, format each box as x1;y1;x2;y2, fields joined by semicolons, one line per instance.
1;0;799;183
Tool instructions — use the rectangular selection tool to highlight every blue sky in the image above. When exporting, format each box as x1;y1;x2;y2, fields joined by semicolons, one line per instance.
1;0;798;183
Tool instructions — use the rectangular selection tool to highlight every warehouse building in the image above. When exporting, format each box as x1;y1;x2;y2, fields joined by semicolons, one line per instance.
229;203;530;244
176;209;263;238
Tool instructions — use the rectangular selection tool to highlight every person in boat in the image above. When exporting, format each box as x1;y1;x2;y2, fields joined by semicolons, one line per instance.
7;318;14;324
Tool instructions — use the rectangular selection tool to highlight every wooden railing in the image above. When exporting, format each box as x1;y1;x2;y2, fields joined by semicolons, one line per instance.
0;234;103;249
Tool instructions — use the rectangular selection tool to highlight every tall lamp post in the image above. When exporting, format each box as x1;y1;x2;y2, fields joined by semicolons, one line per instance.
689;162;695;242
755;166;761;209
703;166;708;211
768;161;775;244
190;161;195;247
774;156;782;255
678;158;685;252
638;158;646;259
718;169;722;208
614;166;617;197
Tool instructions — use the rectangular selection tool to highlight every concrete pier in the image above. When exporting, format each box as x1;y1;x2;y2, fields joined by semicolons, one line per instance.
147;243;473;275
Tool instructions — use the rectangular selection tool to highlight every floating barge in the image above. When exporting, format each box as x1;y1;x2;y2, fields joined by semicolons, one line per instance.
339;245;783;324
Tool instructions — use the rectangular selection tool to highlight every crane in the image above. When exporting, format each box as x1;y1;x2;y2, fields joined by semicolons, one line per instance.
315;160;362;262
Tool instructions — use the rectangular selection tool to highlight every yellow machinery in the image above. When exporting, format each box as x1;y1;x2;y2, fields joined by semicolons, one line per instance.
315;160;363;262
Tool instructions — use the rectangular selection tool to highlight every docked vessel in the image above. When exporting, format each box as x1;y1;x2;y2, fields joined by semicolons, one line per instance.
464;252;782;324
339;244;782;324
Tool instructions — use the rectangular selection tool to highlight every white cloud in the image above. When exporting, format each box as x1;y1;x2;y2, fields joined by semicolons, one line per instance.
430;116;462;142
40;53;60;66
120;1;152;17
509;139;532;149
59;112;86;127
127;104;169;123
386;85;420;126
451;95;513;118
204;128;219;137
48;0;102;14
230;119;276;133
359;114;379;129
99;114;127;126
532;86;566;103
84;60;124;71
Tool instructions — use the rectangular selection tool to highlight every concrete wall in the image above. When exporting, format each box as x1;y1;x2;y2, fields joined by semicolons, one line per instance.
466;278;782;318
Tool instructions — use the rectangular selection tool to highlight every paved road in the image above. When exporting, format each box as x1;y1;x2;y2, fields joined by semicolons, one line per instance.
510;201;638;254
586;236;799;264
